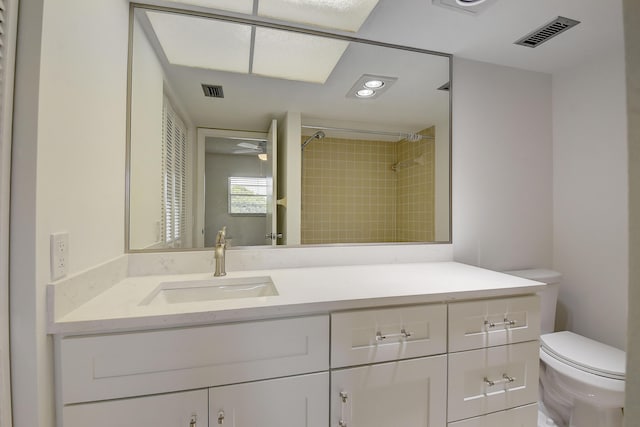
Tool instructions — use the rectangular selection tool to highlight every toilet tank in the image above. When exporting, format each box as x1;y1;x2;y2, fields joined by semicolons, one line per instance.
505;269;562;335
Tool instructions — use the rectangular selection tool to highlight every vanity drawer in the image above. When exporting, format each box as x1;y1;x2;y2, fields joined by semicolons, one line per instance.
448;403;537;427
447;341;539;422
448;295;540;352
331;304;446;368
58;315;329;404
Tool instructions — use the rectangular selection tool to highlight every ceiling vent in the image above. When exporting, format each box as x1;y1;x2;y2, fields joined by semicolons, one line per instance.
432;0;498;16
202;84;224;98
515;16;580;48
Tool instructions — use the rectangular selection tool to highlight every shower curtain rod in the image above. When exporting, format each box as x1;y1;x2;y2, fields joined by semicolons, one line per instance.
301;125;434;141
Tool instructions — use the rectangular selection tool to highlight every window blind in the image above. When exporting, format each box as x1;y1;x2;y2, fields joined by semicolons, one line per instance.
228;176;268;215
161;96;187;247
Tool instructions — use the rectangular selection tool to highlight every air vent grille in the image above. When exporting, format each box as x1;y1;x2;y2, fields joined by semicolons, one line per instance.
515;16;580;48
202;84;224;98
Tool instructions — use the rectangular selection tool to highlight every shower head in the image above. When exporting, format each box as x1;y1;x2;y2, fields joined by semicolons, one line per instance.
301;130;325;150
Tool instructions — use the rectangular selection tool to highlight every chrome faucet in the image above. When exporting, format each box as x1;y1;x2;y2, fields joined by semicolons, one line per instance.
214;226;227;277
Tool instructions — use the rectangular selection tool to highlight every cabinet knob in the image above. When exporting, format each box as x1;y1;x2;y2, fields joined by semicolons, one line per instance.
339;420;347;427
217;411;225;425
190;415;197;427
340;391;348;403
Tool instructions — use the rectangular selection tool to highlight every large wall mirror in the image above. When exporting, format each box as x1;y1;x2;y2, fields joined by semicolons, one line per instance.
127;4;451;251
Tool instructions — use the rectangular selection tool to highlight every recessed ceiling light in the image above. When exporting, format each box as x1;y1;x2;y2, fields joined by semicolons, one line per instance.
364;79;385;89
347;74;397;99
455;0;487;5
356;88;375;98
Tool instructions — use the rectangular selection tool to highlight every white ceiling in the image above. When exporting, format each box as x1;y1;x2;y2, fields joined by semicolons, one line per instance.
357;0;624;74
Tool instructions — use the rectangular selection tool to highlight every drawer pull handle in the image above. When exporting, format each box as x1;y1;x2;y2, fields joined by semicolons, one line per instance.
484;373;516;387
217;411;224;425
190;415;197;427
340;391;348;403
484;319;517;329
375;329;413;341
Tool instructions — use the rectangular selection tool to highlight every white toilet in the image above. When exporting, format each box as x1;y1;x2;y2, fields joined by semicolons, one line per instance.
506;269;626;427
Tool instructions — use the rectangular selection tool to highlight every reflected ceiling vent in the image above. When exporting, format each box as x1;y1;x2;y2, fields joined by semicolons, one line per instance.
432;0;498;16
515;17;580;48
202;84;224;98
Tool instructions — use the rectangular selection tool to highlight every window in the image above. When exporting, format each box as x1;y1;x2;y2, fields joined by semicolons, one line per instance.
161;96;187;246
228;177;267;215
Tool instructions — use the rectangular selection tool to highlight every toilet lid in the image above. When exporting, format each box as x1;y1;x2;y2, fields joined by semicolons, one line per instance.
540;331;626;380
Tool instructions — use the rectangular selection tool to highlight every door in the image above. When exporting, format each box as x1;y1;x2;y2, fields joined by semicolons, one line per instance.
265;119;278;245
63;389;208;427
210;372;328;427
331;356;447;427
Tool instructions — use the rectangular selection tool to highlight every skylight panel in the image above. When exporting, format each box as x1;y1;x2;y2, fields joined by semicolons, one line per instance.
147;11;251;73
257;0;380;32
252;27;349;83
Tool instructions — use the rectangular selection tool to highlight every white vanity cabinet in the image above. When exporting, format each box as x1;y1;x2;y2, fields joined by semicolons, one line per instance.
54;293;542;427
447;295;540;426
330;305;448;427
63;389;208;427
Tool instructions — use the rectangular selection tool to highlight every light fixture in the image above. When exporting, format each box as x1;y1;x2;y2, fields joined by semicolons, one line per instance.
455;0;487;5
347;74;397;100
356;88;375;98
364;79;384;89
258;153;268;161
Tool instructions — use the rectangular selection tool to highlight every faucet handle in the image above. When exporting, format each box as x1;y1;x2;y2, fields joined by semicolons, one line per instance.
216;226;227;245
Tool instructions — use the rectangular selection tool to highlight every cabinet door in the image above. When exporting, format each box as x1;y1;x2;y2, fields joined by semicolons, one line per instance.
447;341;539;422
210;372;328;427
62;389;207;427
331;356;447;427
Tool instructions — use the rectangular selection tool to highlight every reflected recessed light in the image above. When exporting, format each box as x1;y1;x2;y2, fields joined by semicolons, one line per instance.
356;88;376;98
347;74;397;100
455;0;487;5
258;153;268;161
364;79;385;89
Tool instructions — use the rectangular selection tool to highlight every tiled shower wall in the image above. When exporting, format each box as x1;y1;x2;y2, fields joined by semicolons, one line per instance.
301;127;435;244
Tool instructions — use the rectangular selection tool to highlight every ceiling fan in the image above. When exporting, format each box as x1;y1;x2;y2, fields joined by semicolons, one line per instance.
232;141;266;154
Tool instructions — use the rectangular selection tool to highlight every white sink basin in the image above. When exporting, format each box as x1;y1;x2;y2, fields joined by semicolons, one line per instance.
140;276;278;306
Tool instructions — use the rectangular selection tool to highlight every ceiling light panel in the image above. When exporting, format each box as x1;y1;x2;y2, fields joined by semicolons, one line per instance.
257;0;380;32
147;11;251;73
252;27;349;83
167;0;254;14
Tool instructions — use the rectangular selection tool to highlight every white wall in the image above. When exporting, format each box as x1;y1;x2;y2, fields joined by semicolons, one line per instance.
11;1;129;427
129;16;164;249
452;58;554;271
624;0;640;421
552;48;629;350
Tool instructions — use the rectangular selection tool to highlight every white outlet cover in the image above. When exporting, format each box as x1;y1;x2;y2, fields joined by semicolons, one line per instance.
50;232;69;281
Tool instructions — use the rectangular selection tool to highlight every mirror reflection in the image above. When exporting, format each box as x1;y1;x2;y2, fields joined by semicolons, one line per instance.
128;6;451;251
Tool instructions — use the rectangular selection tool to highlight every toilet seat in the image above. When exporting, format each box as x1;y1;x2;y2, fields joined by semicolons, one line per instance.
540;331;625;397
540;332;625;380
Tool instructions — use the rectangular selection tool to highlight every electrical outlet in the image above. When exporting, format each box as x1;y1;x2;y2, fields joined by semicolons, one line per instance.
50;232;69;280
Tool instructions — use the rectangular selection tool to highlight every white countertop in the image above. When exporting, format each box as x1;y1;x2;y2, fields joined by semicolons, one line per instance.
48;261;545;335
